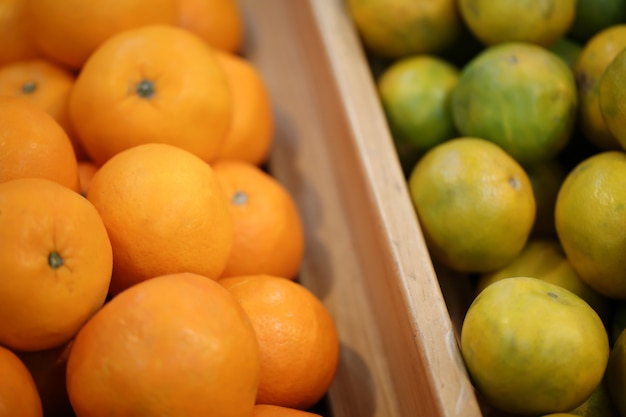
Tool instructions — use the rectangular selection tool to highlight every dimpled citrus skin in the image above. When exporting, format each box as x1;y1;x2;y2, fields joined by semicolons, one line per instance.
599;46;626;150
377;54;460;166
0;344;43;417
555;151;626;299
66;273;260;417
86;143;233;296
0;177;112;352
69;24;233;166
408;137;536;273
212;160;305;280
461;277;609;415
458;0;576;47
451;42;578;165
220;275;339;410
26;0;178;69
0;95;80;192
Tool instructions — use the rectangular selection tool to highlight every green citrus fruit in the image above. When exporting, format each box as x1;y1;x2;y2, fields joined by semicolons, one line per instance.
555;151;626;299
599;46;626;151
451;42;578;164
458;0;576;47
477;238;612;323
461;277;610;415
377;55;459;171
408;137;535;273
346;0;462;59
574;24;626;151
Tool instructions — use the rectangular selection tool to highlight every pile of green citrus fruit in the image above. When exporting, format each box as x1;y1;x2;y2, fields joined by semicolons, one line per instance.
348;0;626;415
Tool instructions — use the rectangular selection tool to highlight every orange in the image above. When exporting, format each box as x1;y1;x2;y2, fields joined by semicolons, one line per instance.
476;238;612;323
86;143;233;296
17;342;74;417
69;24;233;166
0;178;112;351
0;57;87;160
220;274;339;410
66;272;260;417
214;51;275;166
177;0;245;53
212;161;304;280
0;95;80;192
77;160;98;197
0;0;40;67
24;0;178;70
252;404;322;417
0;345;43;417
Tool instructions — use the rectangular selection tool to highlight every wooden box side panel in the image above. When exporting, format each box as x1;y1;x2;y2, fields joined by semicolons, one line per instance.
238;1;484;416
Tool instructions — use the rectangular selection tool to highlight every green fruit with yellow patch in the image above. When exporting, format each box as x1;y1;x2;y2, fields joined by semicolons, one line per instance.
451;42;578;164
461;277;609;415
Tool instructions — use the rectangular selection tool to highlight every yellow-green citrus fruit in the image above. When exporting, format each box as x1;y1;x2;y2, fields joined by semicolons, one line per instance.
451;42;578;165
477;238;612;323
574;24;626;151
377;55;459;171
458;0;576;47
408;137;535;273
346;0;462;59
555;151;626;299
461;277;610;415
599;46;626;151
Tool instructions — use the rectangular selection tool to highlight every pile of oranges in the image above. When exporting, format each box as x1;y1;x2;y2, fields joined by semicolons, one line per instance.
0;1;340;416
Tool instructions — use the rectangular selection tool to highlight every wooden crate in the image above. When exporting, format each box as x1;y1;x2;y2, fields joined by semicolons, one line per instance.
238;1;484;416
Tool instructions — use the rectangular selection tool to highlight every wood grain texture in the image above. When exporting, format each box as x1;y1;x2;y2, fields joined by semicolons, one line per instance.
237;1;485;416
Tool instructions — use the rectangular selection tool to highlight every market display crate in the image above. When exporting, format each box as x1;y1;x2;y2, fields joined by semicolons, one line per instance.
239;0;485;416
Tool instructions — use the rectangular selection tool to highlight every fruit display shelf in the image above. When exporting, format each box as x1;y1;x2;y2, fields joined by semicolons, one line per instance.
238;0;485;416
